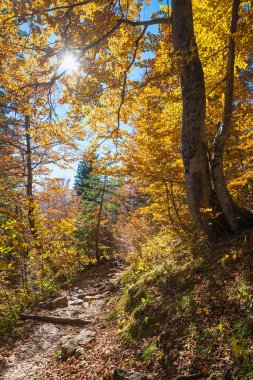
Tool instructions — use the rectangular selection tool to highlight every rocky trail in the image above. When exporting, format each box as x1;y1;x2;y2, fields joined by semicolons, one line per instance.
0;263;167;380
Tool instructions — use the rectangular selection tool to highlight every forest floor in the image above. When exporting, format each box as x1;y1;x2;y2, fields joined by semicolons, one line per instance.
0;263;167;380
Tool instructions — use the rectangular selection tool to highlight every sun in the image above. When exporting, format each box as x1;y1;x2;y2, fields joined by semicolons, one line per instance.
60;53;79;72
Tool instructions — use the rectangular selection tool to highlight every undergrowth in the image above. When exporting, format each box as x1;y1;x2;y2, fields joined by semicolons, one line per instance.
0;264;89;341
113;230;253;379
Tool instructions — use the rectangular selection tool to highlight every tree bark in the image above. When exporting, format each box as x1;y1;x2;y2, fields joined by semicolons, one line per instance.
25;115;35;233
171;0;214;237
25;115;43;251
95;176;107;262
20;313;92;326
213;0;240;232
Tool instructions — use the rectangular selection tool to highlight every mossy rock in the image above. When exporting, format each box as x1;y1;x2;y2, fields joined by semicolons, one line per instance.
125;285;147;312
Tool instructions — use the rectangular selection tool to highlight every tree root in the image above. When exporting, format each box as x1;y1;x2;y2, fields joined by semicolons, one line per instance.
20;313;92;326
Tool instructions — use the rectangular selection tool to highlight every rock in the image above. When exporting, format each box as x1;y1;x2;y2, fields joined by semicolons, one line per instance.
84;293;108;301
112;368;147;380
77;291;99;299
70;299;83;306
77;291;110;301
94;283;104;289
109;278;119;284
112;368;128;379
77;293;87;299
129;374;148;380
47;296;68;310
75;347;85;358
75;329;96;345
61;329;96;357
61;339;77;357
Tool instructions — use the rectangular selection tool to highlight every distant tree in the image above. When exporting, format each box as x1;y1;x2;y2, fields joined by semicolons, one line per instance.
75;158;121;262
74;159;94;197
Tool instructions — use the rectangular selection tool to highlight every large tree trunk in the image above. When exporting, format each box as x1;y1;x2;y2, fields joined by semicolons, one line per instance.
172;0;253;238
213;0;240;232
171;0;214;237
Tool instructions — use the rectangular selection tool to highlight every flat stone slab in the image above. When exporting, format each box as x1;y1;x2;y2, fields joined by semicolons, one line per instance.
84;293;109;301
77;291;110;301
70;299;83;306
77;291;100;299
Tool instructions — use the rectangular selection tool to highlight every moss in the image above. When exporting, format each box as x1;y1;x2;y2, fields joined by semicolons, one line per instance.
125;285;148;312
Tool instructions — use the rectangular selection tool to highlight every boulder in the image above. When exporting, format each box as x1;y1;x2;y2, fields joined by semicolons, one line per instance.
47;296;68;310
61;329;96;357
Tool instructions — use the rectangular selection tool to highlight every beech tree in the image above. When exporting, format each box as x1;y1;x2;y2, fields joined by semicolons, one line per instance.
1;0;252;239
171;0;252;238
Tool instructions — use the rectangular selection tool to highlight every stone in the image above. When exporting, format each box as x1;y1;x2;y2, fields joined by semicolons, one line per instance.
77;291;110;301
47;296;68;310
61;339;77;357
94;283;104;289
70;299;83;306
112;368;128;380
77;292;98;299
128;373;148;380
75;347;85;358
84;294;105;301
61;329;96;357
112;368;147;380
75;329;96;345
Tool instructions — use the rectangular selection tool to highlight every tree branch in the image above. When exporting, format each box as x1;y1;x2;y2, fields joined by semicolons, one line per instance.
116;25;148;142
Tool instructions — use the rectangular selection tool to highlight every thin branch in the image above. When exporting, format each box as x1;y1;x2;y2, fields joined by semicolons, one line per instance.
2;1;92;24
9;16;171;95
206;76;227;97
116;25;148;141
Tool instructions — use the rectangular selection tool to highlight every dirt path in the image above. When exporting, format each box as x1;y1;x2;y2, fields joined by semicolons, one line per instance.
0;264;119;379
0;263;167;380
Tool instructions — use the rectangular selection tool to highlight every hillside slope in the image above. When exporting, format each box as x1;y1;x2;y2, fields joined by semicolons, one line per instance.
114;235;253;379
